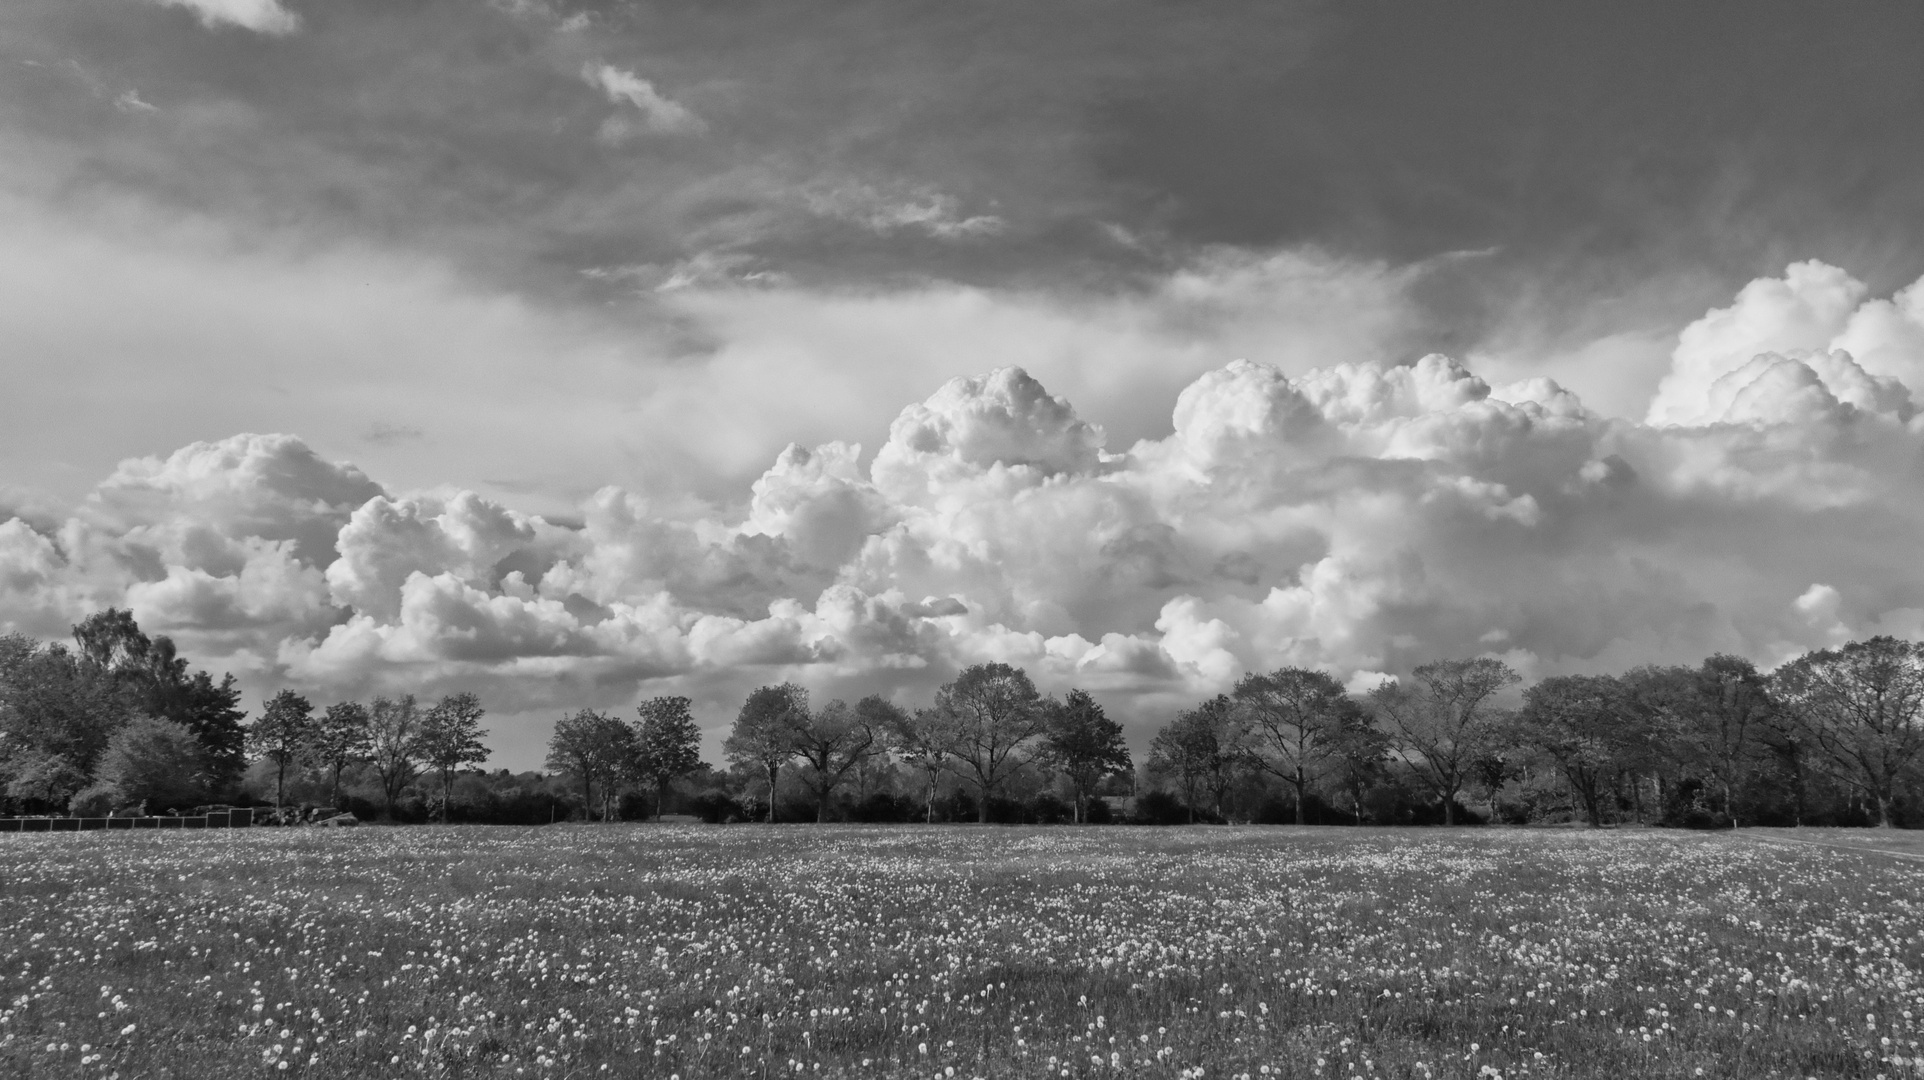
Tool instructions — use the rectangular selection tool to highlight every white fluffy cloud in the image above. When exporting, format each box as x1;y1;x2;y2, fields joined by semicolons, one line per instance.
7;262;1924;764
148;0;300;35
1646;260;1924;426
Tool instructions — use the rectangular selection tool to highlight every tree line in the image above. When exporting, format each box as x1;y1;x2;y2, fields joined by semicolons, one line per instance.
559;639;1923;830
7;608;1922;828
0;609;490;820
1129;642;1924;829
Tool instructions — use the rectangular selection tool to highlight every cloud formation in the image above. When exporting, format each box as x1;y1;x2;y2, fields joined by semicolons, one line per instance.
582;63;705;140
1647;260;1924;426
5;262;1923;764
147;0;299;35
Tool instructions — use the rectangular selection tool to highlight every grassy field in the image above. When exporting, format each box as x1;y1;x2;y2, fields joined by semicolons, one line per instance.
1;826;1919;1079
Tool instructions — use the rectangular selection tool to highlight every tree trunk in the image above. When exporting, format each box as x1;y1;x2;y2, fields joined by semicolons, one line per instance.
1293;767;1305;826
1875;791;1895;829
1790;752;1806;827
924;769;937;823
1443;791;1456;826
765;764;779;823
657;777;669;822
977;781;990;824
1576;779;1602;828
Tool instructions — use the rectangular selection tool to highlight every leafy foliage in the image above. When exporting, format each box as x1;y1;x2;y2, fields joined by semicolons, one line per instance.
633;696;704;820
1039;689;1130;823
419;693;490;822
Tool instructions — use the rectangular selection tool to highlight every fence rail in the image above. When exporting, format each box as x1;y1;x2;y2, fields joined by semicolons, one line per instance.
0;808;260;833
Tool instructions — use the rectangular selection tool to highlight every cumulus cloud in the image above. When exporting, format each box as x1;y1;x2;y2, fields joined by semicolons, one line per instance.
147;0;300;35
1646;260;1924;426
582;63;706;140
5;263;1924;764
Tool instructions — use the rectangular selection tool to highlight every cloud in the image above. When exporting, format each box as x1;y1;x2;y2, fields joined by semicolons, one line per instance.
6;263;1924;768
147;0;300;35
801;181;1004;239
113;91;159;115
1646;260;1924;426
582;63;706;140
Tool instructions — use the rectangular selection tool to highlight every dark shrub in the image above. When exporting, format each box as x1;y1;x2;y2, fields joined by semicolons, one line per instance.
1028;794;1072;824
850;792;916;823
1131;790;1191;825
687;791;744;824
935;790;977;823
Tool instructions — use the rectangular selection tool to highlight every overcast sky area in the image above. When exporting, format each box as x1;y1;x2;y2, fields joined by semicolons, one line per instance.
6;0;1924;769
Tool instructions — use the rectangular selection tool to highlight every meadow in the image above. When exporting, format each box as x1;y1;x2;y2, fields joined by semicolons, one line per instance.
0;826;1918;1080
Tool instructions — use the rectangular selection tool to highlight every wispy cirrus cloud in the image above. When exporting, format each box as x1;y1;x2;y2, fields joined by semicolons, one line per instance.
582;63;706;140
801;181;1004;240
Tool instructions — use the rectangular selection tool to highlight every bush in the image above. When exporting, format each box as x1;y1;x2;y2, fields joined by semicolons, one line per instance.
67;783;120;818
2;750;91;815
849;792;917;823
935;790;978;823
1253;792;1351;826
89;716;208;813
1131;790;1191;826
618;791;656;821
687;791;745;824
1027;794;1073;825
1083;798;1114;825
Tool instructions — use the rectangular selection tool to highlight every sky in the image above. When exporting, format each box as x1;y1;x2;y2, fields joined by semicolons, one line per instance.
5;0;1924;769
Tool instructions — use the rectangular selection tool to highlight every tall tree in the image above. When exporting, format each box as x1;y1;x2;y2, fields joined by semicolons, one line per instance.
1040;689;1131;823
935;663;1051;823
880;703;959;823
72;608;152;672
0;634;135;809
70;610;247;785
785;697;882;823
547;709;636;821
308;701;372;810
167;671;249;789
249;690;314;811
1372;658;1519;825
1638;656;1774;828
1773;636;1924;828
1234;667;1356;825
367;694;423;820
1148;695;1246;822
1516;674;1644;827
724;683;808;823
1325;710;1390;824
419;692;489;822
633;696;704;821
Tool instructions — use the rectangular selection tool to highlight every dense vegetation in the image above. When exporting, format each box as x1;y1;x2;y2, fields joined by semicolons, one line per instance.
4;609;1922;828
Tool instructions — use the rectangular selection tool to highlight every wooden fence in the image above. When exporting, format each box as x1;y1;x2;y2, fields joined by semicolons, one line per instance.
0;808;259;832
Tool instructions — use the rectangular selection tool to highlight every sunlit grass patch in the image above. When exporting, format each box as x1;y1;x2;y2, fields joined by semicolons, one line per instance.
1;826;1918;1079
